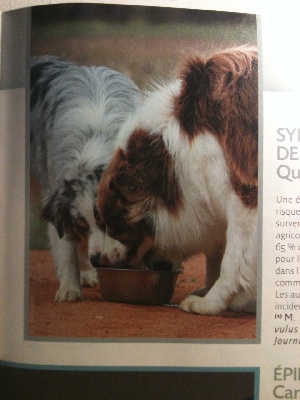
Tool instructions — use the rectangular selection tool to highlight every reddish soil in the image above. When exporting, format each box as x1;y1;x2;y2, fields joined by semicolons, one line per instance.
29;250;256;340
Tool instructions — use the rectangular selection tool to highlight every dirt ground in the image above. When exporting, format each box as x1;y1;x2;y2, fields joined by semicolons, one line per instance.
29;250;256;340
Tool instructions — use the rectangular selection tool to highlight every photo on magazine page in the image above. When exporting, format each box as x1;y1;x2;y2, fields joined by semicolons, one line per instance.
28;3;259;340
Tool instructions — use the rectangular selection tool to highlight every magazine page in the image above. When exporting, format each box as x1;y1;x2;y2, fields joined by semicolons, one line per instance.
0;0;299;398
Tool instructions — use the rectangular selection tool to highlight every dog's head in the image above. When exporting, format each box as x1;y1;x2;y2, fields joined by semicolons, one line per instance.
42;167;106;267
98;127;183;268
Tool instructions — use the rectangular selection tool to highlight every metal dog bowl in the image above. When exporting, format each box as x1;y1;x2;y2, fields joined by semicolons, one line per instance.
97;268;181;305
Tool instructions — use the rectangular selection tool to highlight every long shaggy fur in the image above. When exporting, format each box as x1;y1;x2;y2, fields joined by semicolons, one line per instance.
30;56;141;301
98;47;258;315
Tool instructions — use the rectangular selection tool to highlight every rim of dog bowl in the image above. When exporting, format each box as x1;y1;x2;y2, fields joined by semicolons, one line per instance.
96;267;181;274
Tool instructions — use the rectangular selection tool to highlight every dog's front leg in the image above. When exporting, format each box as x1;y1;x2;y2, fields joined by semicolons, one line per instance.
180;247;240;315
78;250;98;287
48;224;82;301
180;206;257;315
190;247;223;297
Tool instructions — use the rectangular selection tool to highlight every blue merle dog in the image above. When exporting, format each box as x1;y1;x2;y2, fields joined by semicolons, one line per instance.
30;56;141;301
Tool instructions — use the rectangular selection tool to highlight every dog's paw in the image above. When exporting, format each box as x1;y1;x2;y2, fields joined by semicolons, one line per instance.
55;286;83;302
179;294;225;315
80;268;98;287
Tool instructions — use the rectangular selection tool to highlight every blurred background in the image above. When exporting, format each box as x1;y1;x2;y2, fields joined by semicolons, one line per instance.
30;3;257;249
31;4;257;88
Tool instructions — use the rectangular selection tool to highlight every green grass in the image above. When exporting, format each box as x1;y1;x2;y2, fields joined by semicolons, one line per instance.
31;19;257;43
30;199;49;250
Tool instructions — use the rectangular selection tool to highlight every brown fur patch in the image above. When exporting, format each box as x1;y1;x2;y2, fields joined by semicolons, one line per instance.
175;48;258;208
98;129;182;256
125;129;182;213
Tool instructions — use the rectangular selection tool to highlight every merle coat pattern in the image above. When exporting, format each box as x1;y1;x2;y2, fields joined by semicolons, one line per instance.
30;56;141;301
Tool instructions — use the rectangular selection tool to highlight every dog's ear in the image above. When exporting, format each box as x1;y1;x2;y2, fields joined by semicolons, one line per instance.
42;191;65;238
42;180;75;239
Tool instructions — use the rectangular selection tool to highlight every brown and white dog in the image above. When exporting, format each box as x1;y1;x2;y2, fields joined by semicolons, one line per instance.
97;47;258;315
